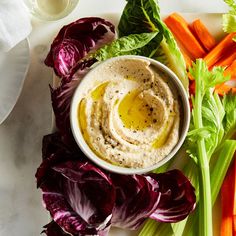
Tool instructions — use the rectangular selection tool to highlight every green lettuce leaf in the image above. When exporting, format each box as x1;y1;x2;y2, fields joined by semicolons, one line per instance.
94;32;158;61
118;0;188;91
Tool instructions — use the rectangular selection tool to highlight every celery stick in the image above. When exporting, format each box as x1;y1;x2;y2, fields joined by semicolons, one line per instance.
193;62;212;236
179;140;236;236
211;140;236;203
139;219;174;236
138;219;158;236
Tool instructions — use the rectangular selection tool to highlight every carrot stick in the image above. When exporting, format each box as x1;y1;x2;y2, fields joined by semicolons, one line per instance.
233;156;236;235
221;160;235;236
215;60;236;95
204;33;236;68
190;19;216;52
234;215;236;236
213;46;236;68
164;13;207;59
224;60;236;80
215;84;236;96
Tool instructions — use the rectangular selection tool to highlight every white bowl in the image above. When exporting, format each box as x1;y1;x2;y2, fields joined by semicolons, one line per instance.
70;55;190;175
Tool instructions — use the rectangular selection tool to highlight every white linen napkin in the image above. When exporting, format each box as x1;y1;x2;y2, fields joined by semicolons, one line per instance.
0;0;31;52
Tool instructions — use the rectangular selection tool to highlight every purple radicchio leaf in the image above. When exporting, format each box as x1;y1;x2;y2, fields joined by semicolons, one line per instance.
40;160;116;236
35;132;83;187
50;58;96;144
42;221;71;236
148;169;196;223
110;174;161;230
45;17;115;79
37;134;196;235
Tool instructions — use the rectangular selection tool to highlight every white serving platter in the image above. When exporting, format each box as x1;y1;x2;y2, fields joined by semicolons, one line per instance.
51;13;224;236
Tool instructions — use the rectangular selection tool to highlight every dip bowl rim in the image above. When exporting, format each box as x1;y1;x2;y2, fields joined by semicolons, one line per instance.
70;55;190;175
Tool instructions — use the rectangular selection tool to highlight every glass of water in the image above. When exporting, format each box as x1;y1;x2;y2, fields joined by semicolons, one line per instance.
23;0;79;21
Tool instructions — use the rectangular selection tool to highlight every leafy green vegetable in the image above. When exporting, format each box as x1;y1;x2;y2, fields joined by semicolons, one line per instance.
181;140;236;236
187;59;230;236
222;91;236;139
223;0;236;34
118;0;188;90
94;32;158;61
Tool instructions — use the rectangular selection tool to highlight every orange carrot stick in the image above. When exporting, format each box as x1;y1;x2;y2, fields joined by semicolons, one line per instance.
190;19;216;52
204;33;236;68
221;161;235;236
233;156;236;235
215;84;236;96
224;60;236;80
213;47;236;68
164;13;207;59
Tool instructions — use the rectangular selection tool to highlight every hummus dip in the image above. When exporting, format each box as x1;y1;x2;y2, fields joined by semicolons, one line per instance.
78;58;180;168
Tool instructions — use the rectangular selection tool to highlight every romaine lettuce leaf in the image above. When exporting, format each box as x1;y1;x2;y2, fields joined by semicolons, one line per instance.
118;0;188;90
95;32;158;60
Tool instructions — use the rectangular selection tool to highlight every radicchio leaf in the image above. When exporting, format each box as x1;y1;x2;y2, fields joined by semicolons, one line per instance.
42;221;71;236
50;58;97;144
46;17;115;142
35;132;81;187
45;17;115;79
52;161;115;227
41;181;95;235
38;154;115;235
110;174;160;229
148;170;196;222
37;133;196;235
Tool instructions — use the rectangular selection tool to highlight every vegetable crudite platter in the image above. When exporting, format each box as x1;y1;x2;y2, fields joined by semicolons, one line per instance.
35;0;236;236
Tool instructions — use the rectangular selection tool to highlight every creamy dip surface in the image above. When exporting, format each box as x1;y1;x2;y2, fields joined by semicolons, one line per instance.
78;58;180;168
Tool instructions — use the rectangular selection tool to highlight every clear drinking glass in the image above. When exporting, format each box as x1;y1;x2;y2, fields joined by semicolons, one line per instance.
23;0;79;21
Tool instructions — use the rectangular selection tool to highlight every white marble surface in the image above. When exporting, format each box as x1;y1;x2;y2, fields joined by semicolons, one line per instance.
0;0;229;235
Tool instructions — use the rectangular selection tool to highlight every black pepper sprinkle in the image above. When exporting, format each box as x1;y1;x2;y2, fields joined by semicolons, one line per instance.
115;90;119;93
150;108;153;112
153;119;157;123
